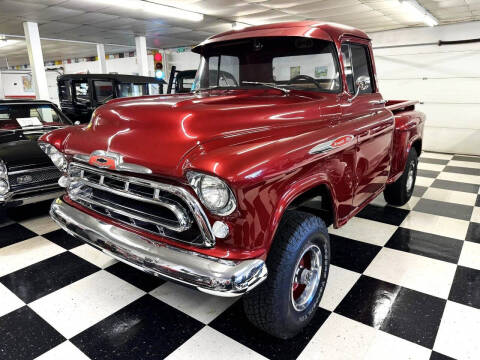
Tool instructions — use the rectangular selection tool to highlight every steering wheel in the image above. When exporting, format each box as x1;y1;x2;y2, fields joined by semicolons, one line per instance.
287;75;322;89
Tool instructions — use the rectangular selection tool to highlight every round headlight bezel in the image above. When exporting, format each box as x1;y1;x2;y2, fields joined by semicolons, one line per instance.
39;142;67;172
187;171;237;216
0;161;7;179
0;179;9;196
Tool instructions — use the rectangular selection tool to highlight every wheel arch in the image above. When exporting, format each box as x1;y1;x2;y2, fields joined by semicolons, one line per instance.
265;180;336;257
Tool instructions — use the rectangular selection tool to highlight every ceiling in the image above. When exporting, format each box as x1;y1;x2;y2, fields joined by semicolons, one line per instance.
0;0;479;66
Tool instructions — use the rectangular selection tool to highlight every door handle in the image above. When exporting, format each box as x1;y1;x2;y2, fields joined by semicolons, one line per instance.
371;99;387;105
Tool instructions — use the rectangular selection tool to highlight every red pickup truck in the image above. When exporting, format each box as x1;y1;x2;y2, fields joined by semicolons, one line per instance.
40;21;424;339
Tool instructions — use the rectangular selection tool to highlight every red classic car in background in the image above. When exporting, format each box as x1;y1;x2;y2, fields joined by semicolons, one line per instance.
39;21;424;339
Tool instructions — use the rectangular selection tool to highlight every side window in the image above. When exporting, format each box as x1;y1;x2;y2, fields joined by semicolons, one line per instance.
341;44;354;93
341;43;374;94
58;81;71;101
148;83;160;95
74;81;89;102
350;44;373;94
93;81;114;103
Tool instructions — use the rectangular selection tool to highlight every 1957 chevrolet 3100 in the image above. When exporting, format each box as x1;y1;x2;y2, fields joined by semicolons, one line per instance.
40;21;424;338
0;100;71;207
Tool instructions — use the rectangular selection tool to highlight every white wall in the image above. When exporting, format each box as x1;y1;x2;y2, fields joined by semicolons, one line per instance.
0;70;62;105
0;71;36;99
64;55;155;77
164;49;200;81
370;21;480;156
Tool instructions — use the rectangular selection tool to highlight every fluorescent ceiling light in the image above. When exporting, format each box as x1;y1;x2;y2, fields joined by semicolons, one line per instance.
0;39;19;48
399;0;438;26
94;0;203;22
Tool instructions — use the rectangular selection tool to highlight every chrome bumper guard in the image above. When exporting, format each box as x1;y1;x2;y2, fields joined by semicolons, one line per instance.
50;198;268;297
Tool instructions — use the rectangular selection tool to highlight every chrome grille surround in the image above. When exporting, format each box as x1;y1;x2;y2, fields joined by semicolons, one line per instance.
67;162;215;247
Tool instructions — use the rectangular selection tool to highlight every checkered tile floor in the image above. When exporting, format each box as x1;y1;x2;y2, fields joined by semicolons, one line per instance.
1;152;479;360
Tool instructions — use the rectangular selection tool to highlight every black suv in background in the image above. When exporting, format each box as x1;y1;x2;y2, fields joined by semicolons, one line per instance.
57;74;165;123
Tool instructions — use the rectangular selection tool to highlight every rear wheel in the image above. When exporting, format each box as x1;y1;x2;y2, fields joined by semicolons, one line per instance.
243;211;330;339
384;147;418;206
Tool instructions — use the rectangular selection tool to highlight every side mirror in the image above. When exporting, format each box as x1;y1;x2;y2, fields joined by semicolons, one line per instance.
348;75;370;102
74;121;80;126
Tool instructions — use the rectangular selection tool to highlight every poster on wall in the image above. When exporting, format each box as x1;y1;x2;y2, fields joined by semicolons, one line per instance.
22;75;34;93
290;66;300;79
314;66;328;78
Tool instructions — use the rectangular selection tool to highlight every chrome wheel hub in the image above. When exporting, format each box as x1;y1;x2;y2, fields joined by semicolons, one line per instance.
406;160;415;193
291;244;322;312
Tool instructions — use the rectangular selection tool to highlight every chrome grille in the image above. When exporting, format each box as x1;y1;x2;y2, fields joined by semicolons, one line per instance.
8;166;61;187
67;162;214;247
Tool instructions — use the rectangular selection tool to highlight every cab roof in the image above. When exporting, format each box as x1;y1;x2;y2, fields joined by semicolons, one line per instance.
193;21;369;53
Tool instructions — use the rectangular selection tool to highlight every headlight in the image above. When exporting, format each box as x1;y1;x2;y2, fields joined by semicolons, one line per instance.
0;179;9;195
39;142;67;172
187;171;236;216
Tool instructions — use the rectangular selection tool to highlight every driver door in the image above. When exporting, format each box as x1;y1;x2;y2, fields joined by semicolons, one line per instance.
340;40;394;207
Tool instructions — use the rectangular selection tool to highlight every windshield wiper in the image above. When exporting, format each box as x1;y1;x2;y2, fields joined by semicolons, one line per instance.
241;81;290;94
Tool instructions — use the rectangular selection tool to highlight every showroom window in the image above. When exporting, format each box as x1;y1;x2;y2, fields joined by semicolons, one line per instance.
93;80;114;104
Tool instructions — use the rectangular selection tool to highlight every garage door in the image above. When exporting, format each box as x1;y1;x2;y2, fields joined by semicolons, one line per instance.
373;40;480;156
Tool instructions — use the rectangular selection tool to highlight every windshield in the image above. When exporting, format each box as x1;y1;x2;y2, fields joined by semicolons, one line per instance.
193;37;341;93
0;103;71;130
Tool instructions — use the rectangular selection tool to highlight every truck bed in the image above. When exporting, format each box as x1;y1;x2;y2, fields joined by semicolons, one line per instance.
386;100;419;114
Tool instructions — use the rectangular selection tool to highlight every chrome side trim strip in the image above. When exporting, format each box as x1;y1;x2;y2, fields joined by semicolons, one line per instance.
50;198;267;297
309;134;355;155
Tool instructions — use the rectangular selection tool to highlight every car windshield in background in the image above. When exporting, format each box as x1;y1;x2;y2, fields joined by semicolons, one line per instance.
0;104;70;130
193;37;341;93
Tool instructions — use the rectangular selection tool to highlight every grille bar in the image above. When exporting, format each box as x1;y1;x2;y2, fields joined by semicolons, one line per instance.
73;174;191;231
67;162;215;247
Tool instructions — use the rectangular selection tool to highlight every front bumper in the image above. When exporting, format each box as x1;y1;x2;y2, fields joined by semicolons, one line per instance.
50;197;268;297
0;184;64;207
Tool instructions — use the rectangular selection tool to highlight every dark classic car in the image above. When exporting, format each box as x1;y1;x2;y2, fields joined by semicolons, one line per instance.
0;100;71;207
57;74;166;123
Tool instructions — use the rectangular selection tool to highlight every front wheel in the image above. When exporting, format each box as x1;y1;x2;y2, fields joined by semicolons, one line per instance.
242;211;330;339
384;147;418;206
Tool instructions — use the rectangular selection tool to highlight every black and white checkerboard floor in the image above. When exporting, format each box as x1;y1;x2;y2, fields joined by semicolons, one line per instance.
1;152;479;360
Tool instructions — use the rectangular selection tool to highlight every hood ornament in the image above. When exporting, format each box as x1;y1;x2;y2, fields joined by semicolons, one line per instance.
74;150;152;174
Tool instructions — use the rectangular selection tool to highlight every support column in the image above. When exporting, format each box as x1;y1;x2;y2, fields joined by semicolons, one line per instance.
96;43;107;73
23;22;49;100
135;36;148;76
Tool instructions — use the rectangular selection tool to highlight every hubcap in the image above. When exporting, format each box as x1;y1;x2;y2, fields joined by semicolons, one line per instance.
291;244;322;312
406;160;415;193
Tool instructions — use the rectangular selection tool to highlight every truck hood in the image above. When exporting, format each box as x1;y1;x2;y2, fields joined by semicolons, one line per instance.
59;90;336;177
